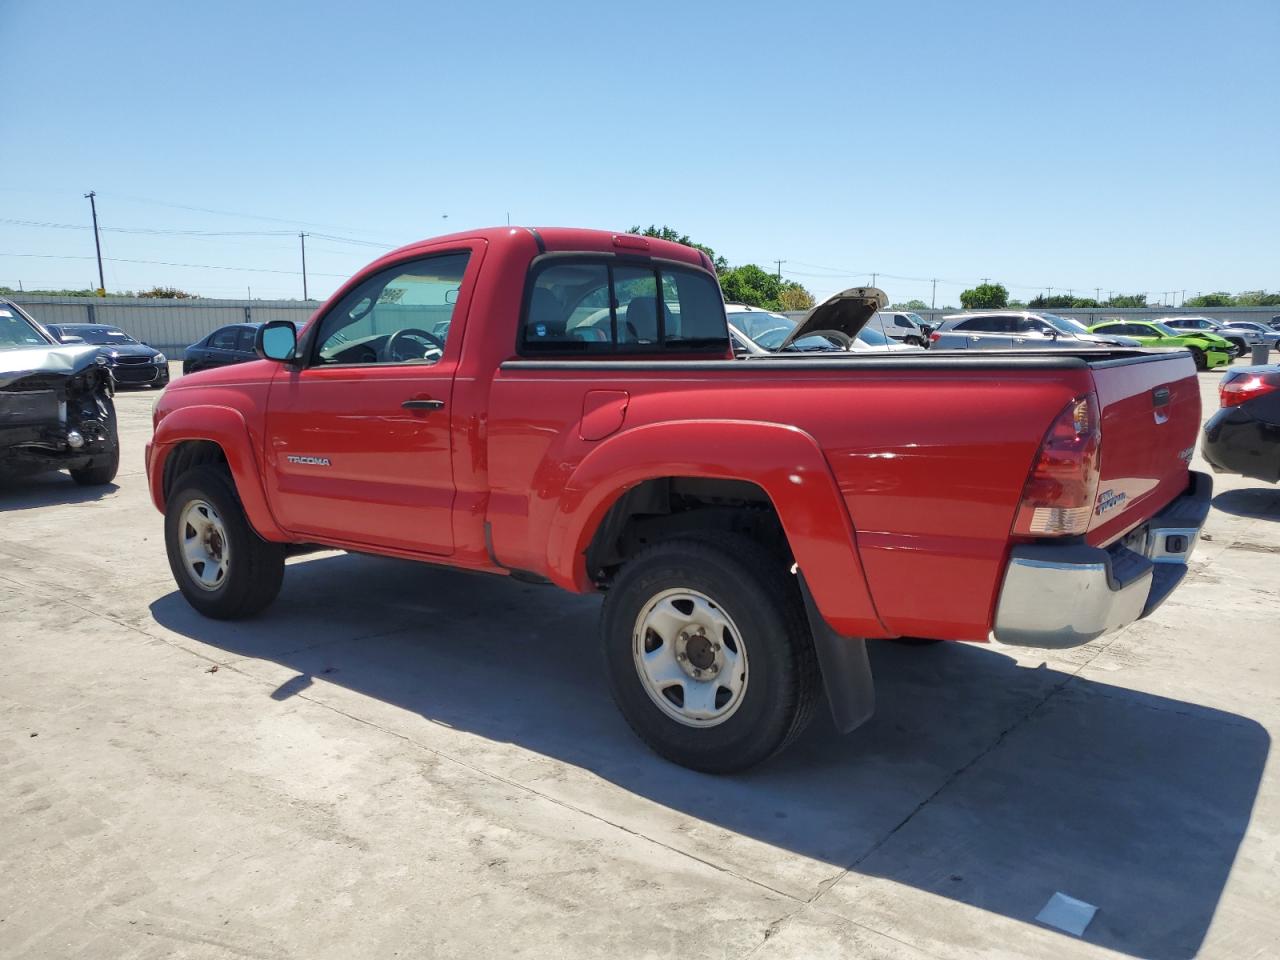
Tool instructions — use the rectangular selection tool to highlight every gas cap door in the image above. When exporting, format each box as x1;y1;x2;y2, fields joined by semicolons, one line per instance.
579;390;629;441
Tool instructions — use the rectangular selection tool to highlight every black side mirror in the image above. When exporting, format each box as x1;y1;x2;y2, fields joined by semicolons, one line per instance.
257;320;298;362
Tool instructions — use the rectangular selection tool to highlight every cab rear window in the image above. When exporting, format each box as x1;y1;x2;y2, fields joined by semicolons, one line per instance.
521;257;728;354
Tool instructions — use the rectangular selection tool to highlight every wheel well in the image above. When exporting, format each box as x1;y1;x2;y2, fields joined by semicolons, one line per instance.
162;439;228;504
586;477;791;586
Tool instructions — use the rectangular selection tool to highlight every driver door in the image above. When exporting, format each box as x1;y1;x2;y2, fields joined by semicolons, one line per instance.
263;247;478;555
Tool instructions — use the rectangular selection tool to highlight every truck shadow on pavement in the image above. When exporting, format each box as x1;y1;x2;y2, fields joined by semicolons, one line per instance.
150;551;1269;960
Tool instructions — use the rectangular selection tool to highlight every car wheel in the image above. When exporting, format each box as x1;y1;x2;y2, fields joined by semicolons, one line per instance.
164;464;285;619
69;394;119;486
1229;339;1247;358
1187;346;1206;371
601;533;820;773
904;336;925;347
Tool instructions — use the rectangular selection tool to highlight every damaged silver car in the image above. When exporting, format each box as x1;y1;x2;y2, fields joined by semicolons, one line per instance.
0;298;119;485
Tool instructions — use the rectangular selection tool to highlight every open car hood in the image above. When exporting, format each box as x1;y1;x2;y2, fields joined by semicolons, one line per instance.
777;287;889;350
0;345;101;389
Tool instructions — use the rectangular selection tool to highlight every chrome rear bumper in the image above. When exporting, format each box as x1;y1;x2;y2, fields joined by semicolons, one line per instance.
993;471;1212;648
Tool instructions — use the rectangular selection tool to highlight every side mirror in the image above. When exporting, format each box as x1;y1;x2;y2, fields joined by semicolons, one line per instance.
257;320;298;362
60;334;86;344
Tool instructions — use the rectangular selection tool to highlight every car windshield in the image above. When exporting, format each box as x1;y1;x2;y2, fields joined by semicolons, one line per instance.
1040;313;1090;334
1153;322;1180;337
0;306;54;351
71;326;138;345
857;326;890;346
727;311;839;352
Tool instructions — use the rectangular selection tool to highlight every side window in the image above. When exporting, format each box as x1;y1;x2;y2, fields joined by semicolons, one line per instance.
894;315;912;328
235;328;257;352
521;258;727;353
210;327;239;350
314;252;470;365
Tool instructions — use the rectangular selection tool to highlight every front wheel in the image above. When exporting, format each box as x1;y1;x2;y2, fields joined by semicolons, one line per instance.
601;534;820;773
1188;346;1206;371
165;465;285;619
69;393;119;486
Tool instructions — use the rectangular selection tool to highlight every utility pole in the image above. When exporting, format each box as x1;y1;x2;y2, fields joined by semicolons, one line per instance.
84;190;105;296
1095;287;1101;303
931;278;937;309
299;232;309;300
774;259;784;281
870;273;877;287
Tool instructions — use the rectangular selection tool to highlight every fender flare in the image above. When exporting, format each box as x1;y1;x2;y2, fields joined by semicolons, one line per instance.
545;419;886;638
149;405;287;541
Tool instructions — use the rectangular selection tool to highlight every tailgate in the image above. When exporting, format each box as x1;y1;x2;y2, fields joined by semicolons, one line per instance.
1087;352;1200;546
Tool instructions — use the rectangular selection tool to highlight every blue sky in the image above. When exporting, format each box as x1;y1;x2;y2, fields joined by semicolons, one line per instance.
2;0;1276;305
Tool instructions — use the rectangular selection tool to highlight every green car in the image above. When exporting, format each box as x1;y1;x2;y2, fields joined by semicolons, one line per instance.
1088;319;1234;370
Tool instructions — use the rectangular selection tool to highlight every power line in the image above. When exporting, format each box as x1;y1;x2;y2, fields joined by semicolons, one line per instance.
0;251;350;278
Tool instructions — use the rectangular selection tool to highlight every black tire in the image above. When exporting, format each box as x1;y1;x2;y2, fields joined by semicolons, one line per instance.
601;534;820;773
1188;346;1206;371
165;464;285;619
69;393;119;486
905;336;925;348
1228;339;1247;359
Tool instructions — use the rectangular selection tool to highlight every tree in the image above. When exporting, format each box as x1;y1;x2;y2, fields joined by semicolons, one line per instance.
1233;290;1280;307
1105;293;1147;307
137;286;198;299
959;282;1009;309
777;283;815;311
627;225;727;273
1029;294;1099;308
890;299;929;311
719;264;783;308
1183;291;1235;308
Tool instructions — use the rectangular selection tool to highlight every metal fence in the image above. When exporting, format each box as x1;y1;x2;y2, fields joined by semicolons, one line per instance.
9;292;1279;358
8;295;320;356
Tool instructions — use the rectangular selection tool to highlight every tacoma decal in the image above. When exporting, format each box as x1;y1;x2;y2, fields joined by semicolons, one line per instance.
286;455;331;466
1095;488;1127;515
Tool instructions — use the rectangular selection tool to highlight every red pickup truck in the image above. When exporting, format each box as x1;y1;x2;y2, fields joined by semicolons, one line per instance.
147;226;1210;772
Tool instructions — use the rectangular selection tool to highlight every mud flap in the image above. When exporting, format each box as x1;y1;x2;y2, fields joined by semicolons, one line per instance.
796;573;875;734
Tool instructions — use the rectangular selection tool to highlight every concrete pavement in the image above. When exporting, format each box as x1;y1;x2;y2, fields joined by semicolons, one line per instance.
1;368;1277;959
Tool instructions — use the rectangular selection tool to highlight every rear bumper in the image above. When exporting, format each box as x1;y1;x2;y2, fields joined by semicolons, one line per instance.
993;471;1212;648
1202;408;1280;483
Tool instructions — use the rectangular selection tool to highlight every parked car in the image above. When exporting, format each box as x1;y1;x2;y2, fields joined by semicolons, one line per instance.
1088;319;1234;370
183;322;269;374
147;226;1209;773
870;310;930;346
0;299;119;484
1221;320;1280;351
727;303;921;354
1202;365;1280;483
1160;316;1251;357
930;311;1140;350
44;322;169;389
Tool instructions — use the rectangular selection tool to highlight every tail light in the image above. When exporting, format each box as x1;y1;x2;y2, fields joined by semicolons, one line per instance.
1220;372;1280;407
929;332;941;343
1013;394;1102;537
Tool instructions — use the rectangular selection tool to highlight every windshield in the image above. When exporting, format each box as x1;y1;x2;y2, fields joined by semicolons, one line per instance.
1040;313;1090;334
857;326;890;346
1153;322;1180;337
727;311;848;352
0;306;54;351
70;326;138;345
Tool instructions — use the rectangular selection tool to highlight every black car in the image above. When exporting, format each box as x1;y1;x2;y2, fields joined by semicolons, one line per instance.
45;323;170;389
1202;365;1280;483
183;322;266;375
0;299;119;484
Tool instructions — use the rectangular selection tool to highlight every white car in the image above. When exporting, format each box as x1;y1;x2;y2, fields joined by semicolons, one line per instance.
726;304;922;355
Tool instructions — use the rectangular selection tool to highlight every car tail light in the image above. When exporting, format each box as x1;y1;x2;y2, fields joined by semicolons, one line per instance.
1220;372;1280;407
1012;394;1102;537
929;332;941;343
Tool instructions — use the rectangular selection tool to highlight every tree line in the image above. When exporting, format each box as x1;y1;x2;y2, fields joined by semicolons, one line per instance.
958;283;1280;311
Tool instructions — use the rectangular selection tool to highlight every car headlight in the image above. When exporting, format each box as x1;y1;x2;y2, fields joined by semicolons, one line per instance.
94;355;109;366
153;353;166;364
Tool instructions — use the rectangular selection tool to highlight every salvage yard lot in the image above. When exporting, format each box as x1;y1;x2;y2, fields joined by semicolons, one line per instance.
2;368;1278;959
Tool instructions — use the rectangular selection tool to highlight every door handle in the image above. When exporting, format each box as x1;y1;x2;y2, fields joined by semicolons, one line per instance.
402;399;445;410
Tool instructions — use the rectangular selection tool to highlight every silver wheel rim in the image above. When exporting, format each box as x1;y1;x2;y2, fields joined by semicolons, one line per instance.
632;588;749;727
179;498;230;591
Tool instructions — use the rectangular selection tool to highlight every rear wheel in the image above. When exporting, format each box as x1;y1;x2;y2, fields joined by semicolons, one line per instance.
904;336;925;347
1188;346;1206;371
601;534;820;773
165;465;285;619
